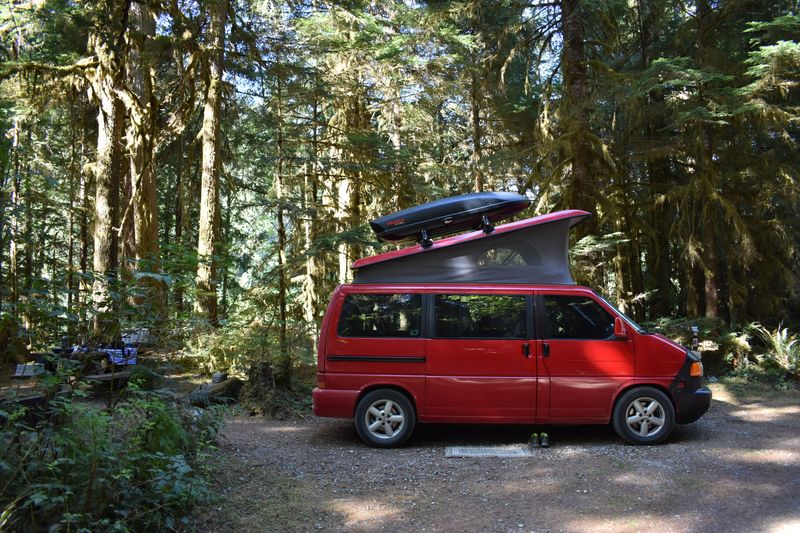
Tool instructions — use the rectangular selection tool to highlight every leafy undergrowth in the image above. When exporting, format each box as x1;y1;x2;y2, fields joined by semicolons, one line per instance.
0;376;223;532
645;317;800;386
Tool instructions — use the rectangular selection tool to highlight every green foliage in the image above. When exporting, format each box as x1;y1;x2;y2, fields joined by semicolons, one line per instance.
0;385;221;531
185;320;274;374
749;323;800;378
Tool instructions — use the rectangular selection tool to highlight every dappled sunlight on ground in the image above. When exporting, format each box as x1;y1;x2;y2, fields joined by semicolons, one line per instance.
727;447;797;466
253;424;305;433
770;518;800;532
328;497;404;530
568;512;704;533
728;404;800;422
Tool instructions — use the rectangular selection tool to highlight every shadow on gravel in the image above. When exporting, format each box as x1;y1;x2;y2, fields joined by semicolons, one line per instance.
308;420;713;449
411;422;618;447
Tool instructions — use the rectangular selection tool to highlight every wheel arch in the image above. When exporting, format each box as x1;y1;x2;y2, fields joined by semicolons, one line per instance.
610;382;676;414
355;384;419;417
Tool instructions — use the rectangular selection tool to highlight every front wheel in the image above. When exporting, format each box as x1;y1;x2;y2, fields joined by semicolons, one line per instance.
354;389;416;448
612;387;675;445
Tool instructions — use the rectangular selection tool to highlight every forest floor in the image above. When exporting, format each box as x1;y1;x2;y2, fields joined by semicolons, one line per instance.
189;381;800;533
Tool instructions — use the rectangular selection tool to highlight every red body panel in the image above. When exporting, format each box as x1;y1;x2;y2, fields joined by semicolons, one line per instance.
634;332;687;378
425;338;536;422
312;283;687;426
535;288;635;421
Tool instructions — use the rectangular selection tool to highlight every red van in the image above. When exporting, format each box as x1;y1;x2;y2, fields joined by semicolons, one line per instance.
312;203;711;447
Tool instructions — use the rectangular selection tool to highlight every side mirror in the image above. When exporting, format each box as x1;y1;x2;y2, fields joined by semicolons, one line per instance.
614;317;628;339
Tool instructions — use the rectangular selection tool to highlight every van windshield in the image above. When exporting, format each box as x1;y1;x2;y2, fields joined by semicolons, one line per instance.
594;293;647;333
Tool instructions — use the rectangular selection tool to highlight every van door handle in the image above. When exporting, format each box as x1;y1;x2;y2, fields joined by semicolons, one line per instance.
522;343;531;358
542;343;550;357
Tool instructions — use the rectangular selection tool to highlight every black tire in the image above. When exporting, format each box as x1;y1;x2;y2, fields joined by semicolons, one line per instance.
354;389;416;448
612;386;675;445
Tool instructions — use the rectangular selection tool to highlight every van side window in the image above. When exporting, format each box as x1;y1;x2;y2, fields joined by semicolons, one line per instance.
338;294;421;338
434;295;527;339
542;295;613;340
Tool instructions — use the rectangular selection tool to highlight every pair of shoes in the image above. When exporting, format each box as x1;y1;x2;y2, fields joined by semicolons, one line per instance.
528;433;540;448
539;432;550;448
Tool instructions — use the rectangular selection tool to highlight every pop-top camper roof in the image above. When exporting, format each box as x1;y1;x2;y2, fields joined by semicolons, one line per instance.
352;209;590;285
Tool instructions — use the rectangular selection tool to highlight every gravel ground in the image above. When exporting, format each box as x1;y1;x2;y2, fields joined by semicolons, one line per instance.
190;382;800;533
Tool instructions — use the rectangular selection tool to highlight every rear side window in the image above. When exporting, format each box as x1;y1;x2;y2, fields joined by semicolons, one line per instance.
543;295;613;339
434;294;527;339
338;294;421;338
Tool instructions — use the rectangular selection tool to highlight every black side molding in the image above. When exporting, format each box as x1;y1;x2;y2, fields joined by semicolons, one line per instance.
328;355;426;363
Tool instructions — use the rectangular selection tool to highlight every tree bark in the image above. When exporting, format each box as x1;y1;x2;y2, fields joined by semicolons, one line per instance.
174;137;185;312
9;120;20;318
89;5;129;341
275;65;290;386
128;0;165;319
194;0;226;324
67;98;79;343
560;0;597;238
302;91;320;356
702;219;720;318
22;131;33;334
79;125;91;340
121;164;136;284
470;73;484;192
695;0;721;319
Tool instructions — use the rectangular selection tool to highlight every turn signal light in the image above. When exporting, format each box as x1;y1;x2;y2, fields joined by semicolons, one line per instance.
690;361;704;377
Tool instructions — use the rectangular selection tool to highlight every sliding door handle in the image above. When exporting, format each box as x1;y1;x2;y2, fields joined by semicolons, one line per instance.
522;343;531;358
542;343;550;357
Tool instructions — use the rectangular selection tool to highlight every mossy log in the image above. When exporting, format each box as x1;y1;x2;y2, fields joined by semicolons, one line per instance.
188;377;243;407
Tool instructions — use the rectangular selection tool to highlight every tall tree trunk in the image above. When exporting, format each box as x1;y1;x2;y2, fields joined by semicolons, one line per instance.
90;8;129;341
128;0;165;320
79;127;90;340
92;90;125;341
275;64;290;386
702;219;720;318
22;131;33;335
9;120;20;318
470;73;484;192
67;99;79;343
695;0;721;319
121;166;136;283
174;137;185;312
560;0;597;238
0;131;7;312
302;92;320;356
637;0;673;318
195;0;226;324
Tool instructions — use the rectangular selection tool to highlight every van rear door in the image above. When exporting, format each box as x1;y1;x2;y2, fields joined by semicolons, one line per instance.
425;292;536;423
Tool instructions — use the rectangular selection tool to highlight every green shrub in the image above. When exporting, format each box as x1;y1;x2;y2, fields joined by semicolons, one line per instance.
719;330;753;371
749;323;800;379
0;386;221;532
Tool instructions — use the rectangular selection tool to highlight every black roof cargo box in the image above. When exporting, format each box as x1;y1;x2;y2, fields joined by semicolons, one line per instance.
370;192;530;243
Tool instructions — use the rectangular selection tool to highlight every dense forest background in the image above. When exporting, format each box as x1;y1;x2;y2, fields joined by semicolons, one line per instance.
0;0;798;382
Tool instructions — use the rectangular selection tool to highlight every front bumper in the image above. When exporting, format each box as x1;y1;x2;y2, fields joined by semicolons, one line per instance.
675;386;712;424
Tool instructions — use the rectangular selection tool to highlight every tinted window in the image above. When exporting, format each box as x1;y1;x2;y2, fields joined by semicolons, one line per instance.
434;294;527;339
338;294;421;337
543;295;613;340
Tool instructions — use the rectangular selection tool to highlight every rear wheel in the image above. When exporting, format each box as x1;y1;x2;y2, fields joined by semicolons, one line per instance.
354;389;415;448
612;387;675;445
